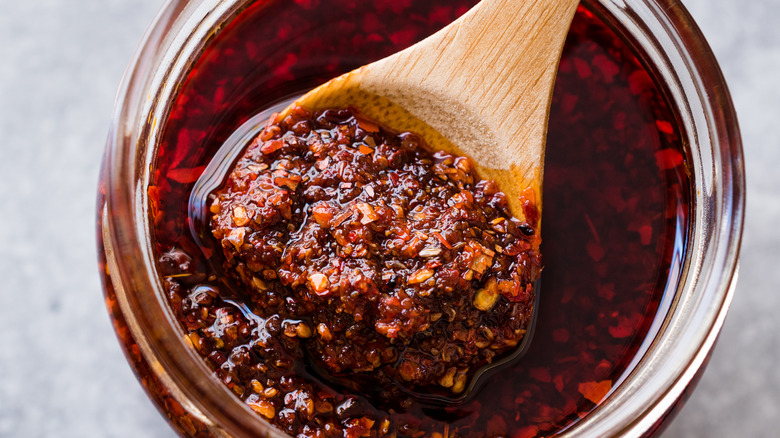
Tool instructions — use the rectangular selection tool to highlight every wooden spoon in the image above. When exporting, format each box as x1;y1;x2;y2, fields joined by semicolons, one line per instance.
280;0;580;217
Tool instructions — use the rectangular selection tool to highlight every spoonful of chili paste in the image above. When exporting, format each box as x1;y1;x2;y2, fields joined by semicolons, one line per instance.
204;0;575;405
207;105;542;404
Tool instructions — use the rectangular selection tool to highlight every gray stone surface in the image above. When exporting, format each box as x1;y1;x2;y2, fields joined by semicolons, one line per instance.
661;0;780;436
0;1;171;437
0;0;775;437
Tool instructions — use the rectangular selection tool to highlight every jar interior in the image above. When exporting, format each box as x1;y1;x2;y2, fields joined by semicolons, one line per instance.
140;0;692;436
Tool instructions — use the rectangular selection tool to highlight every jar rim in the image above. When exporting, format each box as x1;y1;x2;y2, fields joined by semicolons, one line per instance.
100;0;744;436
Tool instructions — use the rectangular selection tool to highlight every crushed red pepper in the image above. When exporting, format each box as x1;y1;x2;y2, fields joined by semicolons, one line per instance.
209;106;540;397
136;1;691;437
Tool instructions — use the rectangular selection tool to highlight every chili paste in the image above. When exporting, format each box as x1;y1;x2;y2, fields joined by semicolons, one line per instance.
133;1;691;437
208;105;540;402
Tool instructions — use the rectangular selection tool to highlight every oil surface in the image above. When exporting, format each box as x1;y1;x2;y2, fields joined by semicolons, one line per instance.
148;1;690;436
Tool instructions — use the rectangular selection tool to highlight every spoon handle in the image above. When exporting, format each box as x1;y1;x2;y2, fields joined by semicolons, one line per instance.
367;0;579;181
286;0;580;215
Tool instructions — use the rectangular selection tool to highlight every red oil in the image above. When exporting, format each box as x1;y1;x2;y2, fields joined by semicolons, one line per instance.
142;0;690;436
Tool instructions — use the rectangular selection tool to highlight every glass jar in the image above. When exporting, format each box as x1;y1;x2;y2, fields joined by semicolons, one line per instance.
97;0;744;436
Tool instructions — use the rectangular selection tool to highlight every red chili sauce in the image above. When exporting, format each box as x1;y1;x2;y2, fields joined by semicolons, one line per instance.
148;1;690;437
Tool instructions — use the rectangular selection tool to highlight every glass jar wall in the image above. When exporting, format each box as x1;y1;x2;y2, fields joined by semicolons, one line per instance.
97;0;743;436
